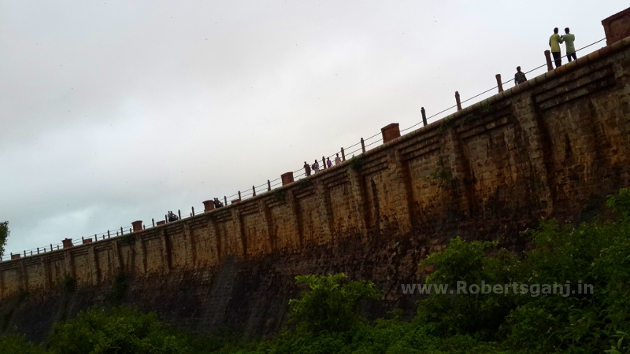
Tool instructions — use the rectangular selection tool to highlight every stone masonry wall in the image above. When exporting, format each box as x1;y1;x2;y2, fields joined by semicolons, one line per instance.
2;31;630;343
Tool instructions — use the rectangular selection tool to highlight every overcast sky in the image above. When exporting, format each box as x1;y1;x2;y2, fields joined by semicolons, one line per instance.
0;1;627;256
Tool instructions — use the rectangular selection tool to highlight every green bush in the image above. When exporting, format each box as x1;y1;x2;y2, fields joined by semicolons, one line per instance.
288;273;380;334
0;334;45;354
47;305;192;354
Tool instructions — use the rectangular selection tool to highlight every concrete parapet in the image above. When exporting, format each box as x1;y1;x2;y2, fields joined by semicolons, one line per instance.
281;172;294;186
603;7;630;45
203;200;215;212
381;123;401;144
62;238;73;249
132;220;143;232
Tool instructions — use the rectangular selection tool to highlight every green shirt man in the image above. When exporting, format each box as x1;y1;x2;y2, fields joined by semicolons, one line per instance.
560;27;577;62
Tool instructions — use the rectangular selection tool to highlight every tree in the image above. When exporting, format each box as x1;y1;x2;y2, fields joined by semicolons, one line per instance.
0;221;9;259
288;273;380;333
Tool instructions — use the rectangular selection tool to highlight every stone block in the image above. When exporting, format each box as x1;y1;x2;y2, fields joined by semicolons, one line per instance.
602;7;630;45
381;123;401;144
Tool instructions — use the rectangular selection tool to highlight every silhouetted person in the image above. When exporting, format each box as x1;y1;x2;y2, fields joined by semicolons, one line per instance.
312;159;320;173
560;27;576;62
304;161;311;176
327;157;332;168
335;153;342;165
550;27;562;68
514;66;527;85
168;211;178;222
213;197;224;208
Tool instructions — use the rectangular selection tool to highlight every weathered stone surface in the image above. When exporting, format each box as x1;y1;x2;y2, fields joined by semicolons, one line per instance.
2;34;630;343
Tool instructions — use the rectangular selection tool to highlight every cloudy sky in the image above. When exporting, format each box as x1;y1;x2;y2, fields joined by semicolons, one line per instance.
0;1;627;256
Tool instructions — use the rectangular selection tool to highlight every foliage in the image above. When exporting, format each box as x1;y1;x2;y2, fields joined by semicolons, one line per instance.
105;272;128;304
272;190;285;202
348;156;364;171
47;305;192;354
288;273;380;333
63;275;76;293
0;334;45;354
0;221;9;259
297;178;313;189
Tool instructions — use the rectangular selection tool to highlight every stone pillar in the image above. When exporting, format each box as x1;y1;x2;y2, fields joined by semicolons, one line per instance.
134;236;146;276
112;240;122;274
347;167;369;240
381;123;401;144
183;223;195;267
160;228;172;273
231;208;246;257
203;200;215;212
132;220;143;232
258;200;275;251
207;217;220;266
385;149;414;235
314;180;334;245
285;190;303;250
602;7;630;45
281;172;294;186
87;245;97;285
62;238;73;249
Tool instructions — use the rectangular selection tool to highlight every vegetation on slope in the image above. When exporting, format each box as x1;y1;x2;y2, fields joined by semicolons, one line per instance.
3;188;630;353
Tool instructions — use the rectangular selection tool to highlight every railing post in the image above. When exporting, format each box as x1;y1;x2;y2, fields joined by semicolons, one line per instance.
495;74;503;92
238;191;241;200
192;206;195;216
267;180;271;191
224;196;228;205
37;247;39;254
361;138;366;153
121;227;123;234
341;147;345;161
544;50;553;72
152;219;155;227
421;107;427;127
455;91;462;111
178;210;181;220
252;186;256;197
107;230;110;238
50;244;53;251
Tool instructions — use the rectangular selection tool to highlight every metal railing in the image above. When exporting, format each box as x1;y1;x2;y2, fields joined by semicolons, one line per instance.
2;37;608;262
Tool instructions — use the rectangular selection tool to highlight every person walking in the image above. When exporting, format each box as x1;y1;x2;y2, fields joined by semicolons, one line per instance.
514;66;527;85
312;159;320;173
335;153;342;165
560;27;577;62
549;27;562;68
304;161;311;176
327;157;332;168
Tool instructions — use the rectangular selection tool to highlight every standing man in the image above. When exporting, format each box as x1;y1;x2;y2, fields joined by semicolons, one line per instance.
304;161;311;177
312;159;320;173
335;153;342;165
560;28;577;62
549;27;562;68
514;66;527;85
